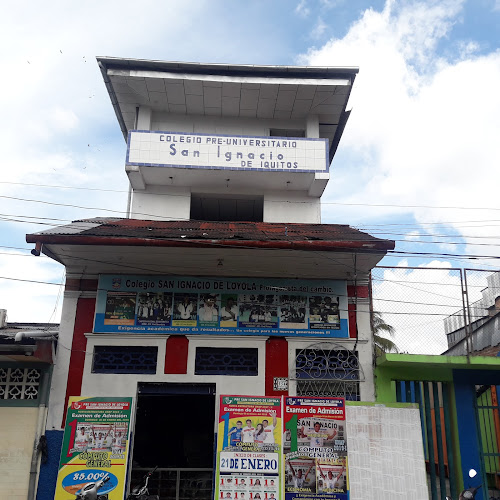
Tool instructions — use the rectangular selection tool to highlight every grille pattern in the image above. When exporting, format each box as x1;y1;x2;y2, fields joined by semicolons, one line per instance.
195;347;258;375
291;343;363;401
0;367;41;400
92;346;158;374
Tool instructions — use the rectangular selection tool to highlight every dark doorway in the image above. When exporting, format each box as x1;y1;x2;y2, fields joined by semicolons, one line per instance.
131;383;216;499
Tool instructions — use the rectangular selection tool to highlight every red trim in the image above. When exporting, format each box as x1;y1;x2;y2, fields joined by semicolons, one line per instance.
265;337;289;396
65;278;99;292
62;297;95;428
165;336;189;374
33;339;53;363
347;285;369;298
26;234;394;252
348;304;357;339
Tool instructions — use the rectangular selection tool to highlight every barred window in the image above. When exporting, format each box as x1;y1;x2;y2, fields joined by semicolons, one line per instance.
195;347;258;376
0;367;41;400
92;346;158;374
292;344;363;401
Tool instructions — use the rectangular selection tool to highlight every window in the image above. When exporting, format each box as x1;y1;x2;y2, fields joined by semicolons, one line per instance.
292;344;363;401
190;194;263;222
92;346;158;374
269;128;305;138
195;347;258;375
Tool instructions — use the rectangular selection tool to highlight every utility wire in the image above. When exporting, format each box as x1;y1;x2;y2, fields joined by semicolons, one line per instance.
3;180;500;213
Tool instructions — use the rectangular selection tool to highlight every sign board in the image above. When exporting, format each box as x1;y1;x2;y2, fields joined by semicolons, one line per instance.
283;397;348;500
215;396;349;500
126;130;329;173
94;275;349;338
216;396;282;500
273;378;289;392
54;396;133;500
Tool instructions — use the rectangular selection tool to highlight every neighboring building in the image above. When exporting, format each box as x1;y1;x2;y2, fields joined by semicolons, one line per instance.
0;310;56;499
444;271;500;356
375;352;500;499
27;58;394;498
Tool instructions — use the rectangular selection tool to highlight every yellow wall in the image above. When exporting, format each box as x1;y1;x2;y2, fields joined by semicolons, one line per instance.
0;407;38;499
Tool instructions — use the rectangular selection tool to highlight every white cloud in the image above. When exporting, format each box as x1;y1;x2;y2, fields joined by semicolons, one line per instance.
48;108;79;132
0;252;64;323
310;17;328;39
494;0;500;11
295;0;311;18
320;0;344;8
299;0;500;260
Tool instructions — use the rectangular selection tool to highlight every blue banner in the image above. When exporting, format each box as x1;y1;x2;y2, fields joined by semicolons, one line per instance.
94;275;349;338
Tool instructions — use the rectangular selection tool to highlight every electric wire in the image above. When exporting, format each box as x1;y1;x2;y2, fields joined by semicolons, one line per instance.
3;180;500;213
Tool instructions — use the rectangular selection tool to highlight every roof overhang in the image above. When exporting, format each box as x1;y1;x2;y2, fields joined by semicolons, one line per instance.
97;57;358;163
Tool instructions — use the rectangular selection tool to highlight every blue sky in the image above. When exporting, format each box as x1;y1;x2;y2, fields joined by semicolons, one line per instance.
1;0;499;351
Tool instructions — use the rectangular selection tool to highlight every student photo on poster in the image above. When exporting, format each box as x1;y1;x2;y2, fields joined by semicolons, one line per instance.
285;459;316;492
317;458;347;493
104;291;136;325
279;294;307;329
308;295;340;330
220;294;239;327
198;293;220;326
136;292;172;325
299;420;337;448
172;293;198;326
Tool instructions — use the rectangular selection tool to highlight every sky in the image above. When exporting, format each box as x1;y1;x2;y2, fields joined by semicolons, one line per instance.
1;0;499;353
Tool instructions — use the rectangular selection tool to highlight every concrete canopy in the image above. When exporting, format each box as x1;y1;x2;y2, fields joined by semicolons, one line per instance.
97;57;358;160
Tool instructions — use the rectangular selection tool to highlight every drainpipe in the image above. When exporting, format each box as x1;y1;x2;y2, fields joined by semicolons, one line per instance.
27;370;50;500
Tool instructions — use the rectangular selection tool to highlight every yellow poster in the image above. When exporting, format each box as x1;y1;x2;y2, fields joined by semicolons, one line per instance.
54;396;133;500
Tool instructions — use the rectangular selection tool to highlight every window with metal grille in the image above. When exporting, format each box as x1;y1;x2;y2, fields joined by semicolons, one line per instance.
92;346;158;374
0;367;41;400
293;346;362;401
195;348;258;376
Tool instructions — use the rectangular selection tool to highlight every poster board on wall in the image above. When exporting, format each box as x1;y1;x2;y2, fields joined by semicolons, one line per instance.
216;396;283;500
94;275;349;338
54;396;133;500
345;404;427;500
283;397;348;500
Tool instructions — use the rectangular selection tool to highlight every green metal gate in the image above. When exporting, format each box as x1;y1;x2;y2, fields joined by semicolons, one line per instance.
475;385;500;499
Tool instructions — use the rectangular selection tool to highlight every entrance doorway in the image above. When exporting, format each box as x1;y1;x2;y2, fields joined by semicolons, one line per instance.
131;383;216;499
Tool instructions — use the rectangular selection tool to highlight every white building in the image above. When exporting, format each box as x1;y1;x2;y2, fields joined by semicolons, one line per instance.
27;58;394;499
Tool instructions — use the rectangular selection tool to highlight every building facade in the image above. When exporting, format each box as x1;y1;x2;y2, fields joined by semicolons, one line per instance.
27;58;395;499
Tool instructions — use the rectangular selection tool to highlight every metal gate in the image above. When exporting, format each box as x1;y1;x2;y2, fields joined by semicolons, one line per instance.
475;385;500;499
396;380;456;500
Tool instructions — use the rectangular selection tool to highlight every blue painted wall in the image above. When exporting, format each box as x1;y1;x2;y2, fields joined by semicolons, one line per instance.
36;430;63;500
453;369;500;500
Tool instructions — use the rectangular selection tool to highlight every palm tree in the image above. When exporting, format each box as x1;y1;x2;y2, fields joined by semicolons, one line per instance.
372;311;399;354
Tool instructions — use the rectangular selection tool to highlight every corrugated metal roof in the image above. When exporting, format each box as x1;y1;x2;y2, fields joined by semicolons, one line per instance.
27;218;394;250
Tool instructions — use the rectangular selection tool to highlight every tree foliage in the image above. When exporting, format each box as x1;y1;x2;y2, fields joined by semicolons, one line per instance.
372;311;399;354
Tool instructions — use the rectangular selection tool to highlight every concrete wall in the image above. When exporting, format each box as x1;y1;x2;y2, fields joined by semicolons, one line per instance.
150;112;308;138
81;334;268;432
264;191;321;224
128;108;323;223
0;407;38;499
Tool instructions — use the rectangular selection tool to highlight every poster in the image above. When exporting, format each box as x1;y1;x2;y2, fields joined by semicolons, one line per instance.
283;397;348;500
94;275;349;338
54;397;133;500
216;396;282;500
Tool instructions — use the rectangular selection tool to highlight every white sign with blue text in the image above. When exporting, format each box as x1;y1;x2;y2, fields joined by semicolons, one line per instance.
126;130;329;173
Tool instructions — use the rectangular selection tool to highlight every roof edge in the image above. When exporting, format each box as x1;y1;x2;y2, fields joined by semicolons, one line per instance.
26;233;395;252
